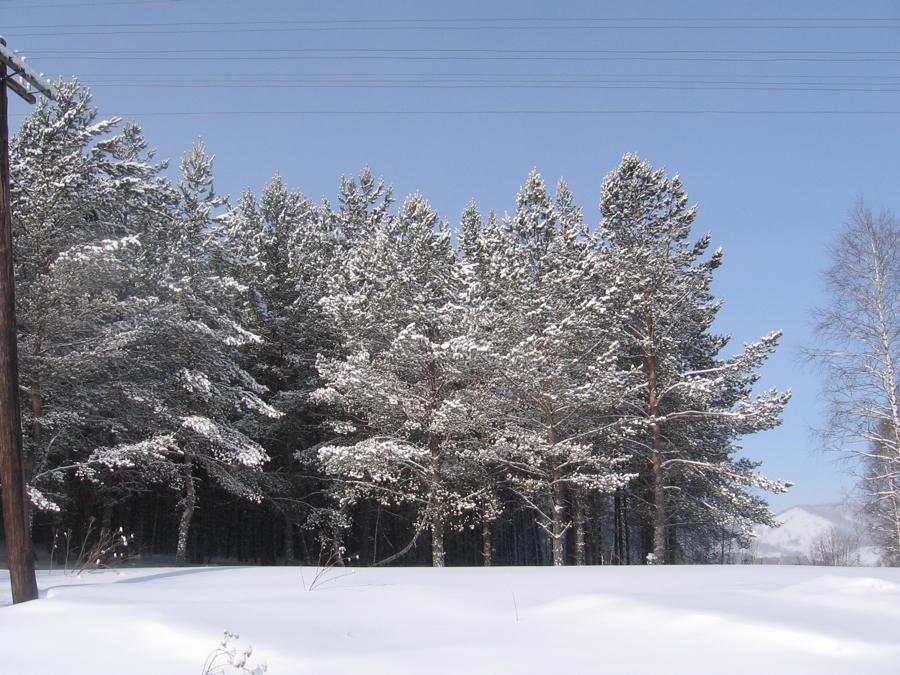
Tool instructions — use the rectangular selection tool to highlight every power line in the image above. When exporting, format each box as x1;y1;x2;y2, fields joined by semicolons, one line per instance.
67;72;900;80
31;55;900;63
12;23;900;37
76;74;900;83
63;71;900;93
1;0;182;8
28;48;900;55
79;80;900;94
11;108;900;118
7;17;900;29
24;48;900;64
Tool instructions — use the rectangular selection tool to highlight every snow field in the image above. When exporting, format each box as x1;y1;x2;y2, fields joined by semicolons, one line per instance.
2;565;899;674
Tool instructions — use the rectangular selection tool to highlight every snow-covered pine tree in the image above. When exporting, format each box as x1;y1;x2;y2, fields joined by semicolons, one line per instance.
24;128;279;564
598;154;791;563
138;140;280;564
462;170;636;566
459;200;483;261
331;165;394;249
220;174;339;555
223;175;335;432
313;193;487;567
11;81;175;517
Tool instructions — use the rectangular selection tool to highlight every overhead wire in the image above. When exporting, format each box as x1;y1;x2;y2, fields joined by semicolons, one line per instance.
12;109;900;118
1;0;182;8
11;23;900;37
23;48;900;63
7;13;898;118
7;16;900;29
66;72;900;80
77;80;900;94
26;48;900;55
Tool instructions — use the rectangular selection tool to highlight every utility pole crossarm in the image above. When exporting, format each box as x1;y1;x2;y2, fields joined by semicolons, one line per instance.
0;37;55;102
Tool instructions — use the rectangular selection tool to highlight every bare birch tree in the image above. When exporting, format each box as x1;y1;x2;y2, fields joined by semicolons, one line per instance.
808;525;861;566
810;206;900;565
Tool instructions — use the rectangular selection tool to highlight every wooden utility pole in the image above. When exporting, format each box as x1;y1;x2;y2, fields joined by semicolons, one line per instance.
0;37;54;604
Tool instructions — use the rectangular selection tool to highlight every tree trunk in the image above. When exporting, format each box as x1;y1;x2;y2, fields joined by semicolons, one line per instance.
30;374;40;449
132;497;145;559
649;432;666;562
283;514;295;564
666;522;677;564
482;520;493;566
175;459;195;566
149;495;160;554
884;479;900;562
25;373;39;534
623;492;631;564
545;414;566;567
550;473;565;566
888;480;900;564
645;314;666;562
372;504;381;565
431;509;446;567
590;492;604;565
574;490;586;566
868;222;900;558
427;427;446;567
21;339;44;542
613;490;623;564
230;499;240;561
357;501;372;566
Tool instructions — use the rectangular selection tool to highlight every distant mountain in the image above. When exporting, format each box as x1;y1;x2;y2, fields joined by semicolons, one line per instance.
748;503;881;565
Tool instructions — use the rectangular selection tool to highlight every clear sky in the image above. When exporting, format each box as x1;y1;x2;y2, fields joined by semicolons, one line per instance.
4;0;900;512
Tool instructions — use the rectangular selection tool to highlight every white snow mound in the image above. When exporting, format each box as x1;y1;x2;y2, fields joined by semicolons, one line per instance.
2;565;900;674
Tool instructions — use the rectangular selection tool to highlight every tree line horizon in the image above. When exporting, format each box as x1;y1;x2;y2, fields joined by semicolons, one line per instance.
6;79;799;568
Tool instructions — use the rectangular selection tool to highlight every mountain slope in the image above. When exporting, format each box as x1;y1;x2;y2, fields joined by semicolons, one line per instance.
751;503;879;564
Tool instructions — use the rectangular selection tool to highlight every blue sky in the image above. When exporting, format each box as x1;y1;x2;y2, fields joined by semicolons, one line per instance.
4;0;900;511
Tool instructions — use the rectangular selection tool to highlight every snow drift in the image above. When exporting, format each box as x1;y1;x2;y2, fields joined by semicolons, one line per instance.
2;564;899;674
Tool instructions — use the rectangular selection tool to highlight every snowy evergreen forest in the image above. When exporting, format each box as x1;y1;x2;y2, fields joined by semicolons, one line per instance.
11;81;793;568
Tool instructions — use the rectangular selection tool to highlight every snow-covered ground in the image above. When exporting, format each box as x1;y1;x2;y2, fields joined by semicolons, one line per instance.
2;564;899;674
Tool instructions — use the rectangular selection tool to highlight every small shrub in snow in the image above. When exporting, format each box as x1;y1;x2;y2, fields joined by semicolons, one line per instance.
300;542;357;591
53;518;134;576
201;631;266;675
